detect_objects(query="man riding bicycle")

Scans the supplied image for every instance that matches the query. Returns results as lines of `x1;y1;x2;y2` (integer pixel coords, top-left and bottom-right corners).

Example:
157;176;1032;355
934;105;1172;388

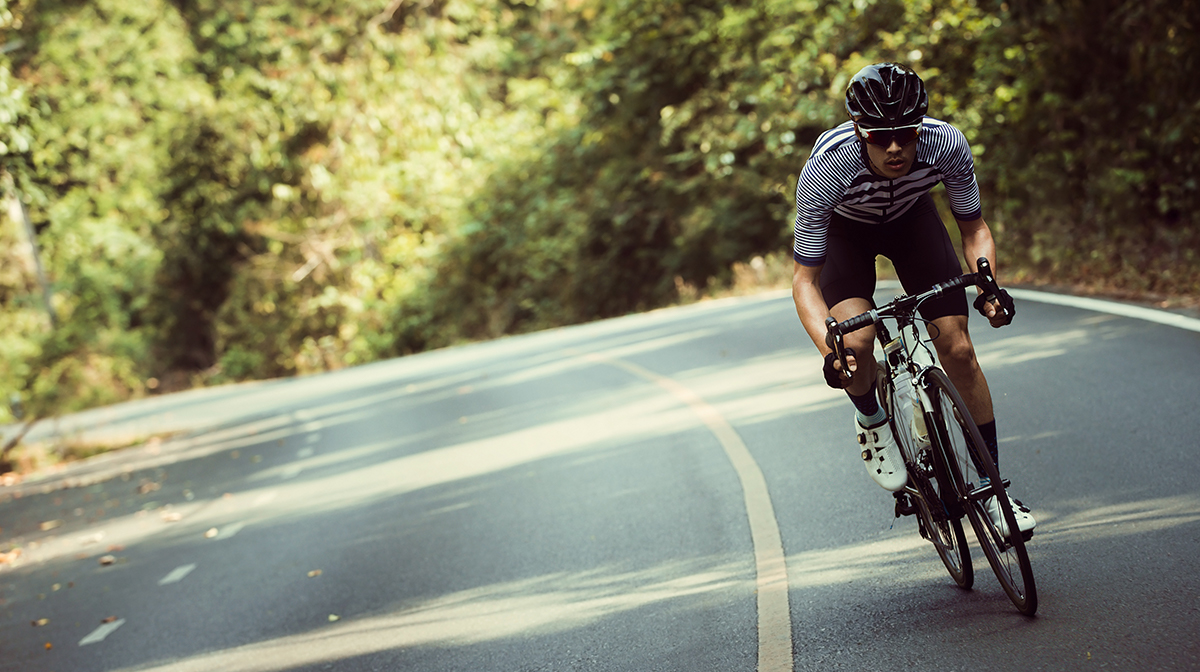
790;62;1035;536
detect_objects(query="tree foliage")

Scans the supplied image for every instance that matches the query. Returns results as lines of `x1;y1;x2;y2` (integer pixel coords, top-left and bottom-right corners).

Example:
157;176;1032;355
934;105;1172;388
1;0;1197;425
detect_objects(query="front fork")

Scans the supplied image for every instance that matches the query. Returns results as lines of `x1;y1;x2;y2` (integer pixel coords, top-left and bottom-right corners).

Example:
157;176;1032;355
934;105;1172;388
901;378;933;469
894;371;964;523
888;366;935;518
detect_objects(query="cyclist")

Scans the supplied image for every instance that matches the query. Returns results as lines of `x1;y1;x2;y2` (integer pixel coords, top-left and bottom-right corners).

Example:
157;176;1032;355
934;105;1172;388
790;62;1034;536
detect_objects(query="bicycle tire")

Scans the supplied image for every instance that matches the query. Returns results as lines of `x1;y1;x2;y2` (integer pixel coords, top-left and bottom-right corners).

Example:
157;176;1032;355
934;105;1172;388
925;367;1038;615
878;363;973;589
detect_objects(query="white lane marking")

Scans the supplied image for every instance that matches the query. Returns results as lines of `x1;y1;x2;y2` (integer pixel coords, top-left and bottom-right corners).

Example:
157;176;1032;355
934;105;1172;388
875;281;1200;334
1009;288;1200;333
79;619;125;646
281;465;303;480
158;563;197;585
253;491;278;507
217;522;246;540
584;353;793;672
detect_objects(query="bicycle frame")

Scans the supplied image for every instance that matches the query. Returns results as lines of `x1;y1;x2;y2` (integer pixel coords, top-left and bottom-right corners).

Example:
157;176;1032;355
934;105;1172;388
877;311;965;539
877;310;929;452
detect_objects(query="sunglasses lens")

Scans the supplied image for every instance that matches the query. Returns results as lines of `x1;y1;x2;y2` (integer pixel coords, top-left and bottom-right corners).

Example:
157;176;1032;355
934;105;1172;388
891;127;920;146
862;126;920;147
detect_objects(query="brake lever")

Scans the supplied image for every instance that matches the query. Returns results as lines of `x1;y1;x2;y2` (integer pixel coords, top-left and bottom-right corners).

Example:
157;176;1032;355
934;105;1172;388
974;257;1014;324
824;316;852;383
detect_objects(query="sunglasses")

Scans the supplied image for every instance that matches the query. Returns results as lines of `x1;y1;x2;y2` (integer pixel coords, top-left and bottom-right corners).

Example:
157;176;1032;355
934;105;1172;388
856;123;922;148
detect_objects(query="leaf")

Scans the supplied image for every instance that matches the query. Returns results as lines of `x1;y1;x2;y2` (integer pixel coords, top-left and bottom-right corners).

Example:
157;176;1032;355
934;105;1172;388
307;569;322;577
98;554;116;566
204;528;219;538
31;618;49;627
328;614;340;622
101;615;118;623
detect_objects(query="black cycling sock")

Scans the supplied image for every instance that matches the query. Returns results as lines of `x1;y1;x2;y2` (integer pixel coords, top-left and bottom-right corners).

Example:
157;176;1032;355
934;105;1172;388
977;419;999;468
848;383;885;426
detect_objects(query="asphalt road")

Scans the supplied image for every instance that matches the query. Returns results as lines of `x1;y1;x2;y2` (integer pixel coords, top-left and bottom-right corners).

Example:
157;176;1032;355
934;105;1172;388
2;287;1199;671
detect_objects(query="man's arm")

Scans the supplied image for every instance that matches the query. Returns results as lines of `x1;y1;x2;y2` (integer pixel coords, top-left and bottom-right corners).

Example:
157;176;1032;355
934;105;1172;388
792;261;835;357
955;216;1009;328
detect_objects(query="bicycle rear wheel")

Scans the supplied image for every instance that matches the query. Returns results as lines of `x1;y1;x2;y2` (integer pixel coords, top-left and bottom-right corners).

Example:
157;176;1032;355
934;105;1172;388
879;363;972;589
925;367;1037;615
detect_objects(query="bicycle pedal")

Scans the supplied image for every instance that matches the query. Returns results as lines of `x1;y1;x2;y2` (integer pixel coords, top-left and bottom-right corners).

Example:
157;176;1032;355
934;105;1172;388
893;492;917;517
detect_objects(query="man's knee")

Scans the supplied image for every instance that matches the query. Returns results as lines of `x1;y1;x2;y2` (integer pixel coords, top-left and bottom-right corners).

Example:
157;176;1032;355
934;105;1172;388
940;338;977;369
932;319;977;368
845;331;876;357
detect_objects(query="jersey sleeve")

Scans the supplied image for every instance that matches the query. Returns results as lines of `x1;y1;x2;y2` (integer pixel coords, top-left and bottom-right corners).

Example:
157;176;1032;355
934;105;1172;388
792;153;844;267
938;125;983;222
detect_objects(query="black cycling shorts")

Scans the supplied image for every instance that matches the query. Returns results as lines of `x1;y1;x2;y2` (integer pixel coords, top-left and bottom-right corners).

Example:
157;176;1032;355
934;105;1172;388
819;193;968;322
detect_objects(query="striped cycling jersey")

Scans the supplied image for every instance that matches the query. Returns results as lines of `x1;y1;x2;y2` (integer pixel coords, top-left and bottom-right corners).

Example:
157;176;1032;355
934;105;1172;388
792;117;982;267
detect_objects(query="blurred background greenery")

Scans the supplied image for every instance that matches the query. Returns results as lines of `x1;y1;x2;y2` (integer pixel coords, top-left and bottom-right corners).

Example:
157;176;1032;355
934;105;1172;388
2;0;1197;429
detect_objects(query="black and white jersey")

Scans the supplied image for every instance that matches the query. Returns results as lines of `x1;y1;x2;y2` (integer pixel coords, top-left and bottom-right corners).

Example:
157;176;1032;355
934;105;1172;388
792;117;982;267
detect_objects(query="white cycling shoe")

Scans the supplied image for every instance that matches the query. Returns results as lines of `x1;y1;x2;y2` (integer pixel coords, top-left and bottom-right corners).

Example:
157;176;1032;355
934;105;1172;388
985;492;1037;538
855;416;907;492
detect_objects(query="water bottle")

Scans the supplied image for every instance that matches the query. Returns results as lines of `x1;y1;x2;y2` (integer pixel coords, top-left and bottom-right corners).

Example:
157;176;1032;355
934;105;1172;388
911;403;930;448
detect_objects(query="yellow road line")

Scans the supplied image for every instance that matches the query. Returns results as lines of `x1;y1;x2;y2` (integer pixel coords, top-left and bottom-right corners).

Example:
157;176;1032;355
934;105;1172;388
584;354;793;672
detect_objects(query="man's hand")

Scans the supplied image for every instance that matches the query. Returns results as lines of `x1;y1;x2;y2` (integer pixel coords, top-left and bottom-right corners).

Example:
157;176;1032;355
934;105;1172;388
973;289;1015;328
823;348;857;389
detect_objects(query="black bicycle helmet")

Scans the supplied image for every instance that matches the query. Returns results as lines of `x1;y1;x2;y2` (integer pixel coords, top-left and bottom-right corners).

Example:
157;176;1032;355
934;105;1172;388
845;63;928;127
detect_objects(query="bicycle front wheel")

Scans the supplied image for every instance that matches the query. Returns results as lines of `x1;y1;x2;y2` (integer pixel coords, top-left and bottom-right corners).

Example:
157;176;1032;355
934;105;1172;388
925;367;1038;616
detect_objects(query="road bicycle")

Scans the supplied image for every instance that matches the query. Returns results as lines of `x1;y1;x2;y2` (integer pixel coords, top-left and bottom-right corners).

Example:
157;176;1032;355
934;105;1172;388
825;258;1037;616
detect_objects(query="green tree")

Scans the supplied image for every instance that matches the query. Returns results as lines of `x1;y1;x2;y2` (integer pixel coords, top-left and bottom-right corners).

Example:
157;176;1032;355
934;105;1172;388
2;0;1196;433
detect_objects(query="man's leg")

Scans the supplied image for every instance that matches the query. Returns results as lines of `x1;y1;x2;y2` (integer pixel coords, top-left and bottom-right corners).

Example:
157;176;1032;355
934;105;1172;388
883;195;988;421
929;313;1036;534
928;314;993;425
829;299;907;491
